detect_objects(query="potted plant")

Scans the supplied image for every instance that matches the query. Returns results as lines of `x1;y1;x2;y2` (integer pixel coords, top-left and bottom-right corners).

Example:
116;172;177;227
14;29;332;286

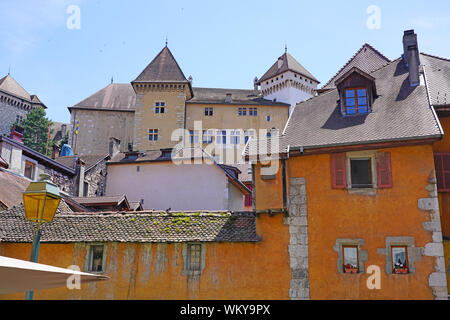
344;264;358;273
393;262;408;274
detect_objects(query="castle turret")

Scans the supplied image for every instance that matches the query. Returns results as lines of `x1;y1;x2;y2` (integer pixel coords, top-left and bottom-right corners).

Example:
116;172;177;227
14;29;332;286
256;50;319;115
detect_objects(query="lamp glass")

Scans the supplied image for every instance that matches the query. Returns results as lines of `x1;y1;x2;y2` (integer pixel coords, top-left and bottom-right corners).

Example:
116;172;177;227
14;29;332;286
23;181;61;223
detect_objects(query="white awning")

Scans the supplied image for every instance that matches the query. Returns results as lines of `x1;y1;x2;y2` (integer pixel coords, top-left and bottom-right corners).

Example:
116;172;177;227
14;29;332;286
0;255;108;294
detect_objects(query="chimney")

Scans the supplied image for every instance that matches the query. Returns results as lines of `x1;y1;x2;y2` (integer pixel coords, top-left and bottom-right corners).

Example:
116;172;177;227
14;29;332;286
402;29;420;86
75;157;86;197
254;76;259;91
61;124;67;137
51;144;60;159
188;75;193;85
225;93;232;103
109;137;121;158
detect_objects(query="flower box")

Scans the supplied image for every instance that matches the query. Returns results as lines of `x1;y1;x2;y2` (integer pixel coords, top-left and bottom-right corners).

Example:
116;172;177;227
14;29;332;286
394;267;408;274
344;267;358;273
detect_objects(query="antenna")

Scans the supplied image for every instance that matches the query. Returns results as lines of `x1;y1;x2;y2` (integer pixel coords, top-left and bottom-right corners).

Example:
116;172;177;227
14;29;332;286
111;76;113;84
165;36;168;47
285;44;287;53
8;64;11;75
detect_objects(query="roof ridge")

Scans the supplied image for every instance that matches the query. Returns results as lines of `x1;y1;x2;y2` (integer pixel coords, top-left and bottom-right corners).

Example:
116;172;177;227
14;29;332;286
321;43;390;89
421;52;450;62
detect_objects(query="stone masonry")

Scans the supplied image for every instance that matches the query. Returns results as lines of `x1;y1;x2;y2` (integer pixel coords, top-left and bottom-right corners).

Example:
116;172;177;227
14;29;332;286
283;177;309;300
419;173;448;300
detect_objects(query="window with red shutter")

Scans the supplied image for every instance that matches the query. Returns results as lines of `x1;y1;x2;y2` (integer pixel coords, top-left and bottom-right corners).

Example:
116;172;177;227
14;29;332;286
434;152;450;191
377;152;392;188
331;153;347;189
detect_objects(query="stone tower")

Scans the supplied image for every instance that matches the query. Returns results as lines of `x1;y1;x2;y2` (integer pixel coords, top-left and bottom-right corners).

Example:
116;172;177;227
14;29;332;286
131;46;193;151
257;50;319;115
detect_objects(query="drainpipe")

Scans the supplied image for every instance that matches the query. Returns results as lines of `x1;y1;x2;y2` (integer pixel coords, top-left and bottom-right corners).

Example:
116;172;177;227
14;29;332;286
282;158;288;212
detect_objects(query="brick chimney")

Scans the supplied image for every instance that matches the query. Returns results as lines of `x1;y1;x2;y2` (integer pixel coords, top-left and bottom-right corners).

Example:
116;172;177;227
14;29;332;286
402;29;420;87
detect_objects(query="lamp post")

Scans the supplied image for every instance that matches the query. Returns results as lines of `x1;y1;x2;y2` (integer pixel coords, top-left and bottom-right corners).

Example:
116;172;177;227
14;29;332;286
22;179;61;300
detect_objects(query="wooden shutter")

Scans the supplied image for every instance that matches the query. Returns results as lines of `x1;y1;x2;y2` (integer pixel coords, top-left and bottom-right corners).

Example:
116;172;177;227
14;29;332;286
377;152;392;188
331;153;347;189
434;153;450;191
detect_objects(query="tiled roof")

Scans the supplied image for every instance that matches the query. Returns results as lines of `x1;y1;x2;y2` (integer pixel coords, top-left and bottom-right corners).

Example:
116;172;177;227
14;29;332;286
133;46;189;83
0;170;30;208
0;74;45;107
0;206;261;243
421;53;450;106
258;52;319;84
281;58;441;150
69;83;136;111
321;44;391;91
188;87;289;106
55;154;109;171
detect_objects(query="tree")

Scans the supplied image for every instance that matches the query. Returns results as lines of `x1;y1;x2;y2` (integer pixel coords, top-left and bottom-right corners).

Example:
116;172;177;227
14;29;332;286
21;107;53;156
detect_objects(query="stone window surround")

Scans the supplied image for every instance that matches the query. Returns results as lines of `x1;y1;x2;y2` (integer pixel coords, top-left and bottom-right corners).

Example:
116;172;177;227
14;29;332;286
154;101;166;114
182;242;206;277
376;236;422;275
84;243;107;274
22;155;38;181
333;238;368;274
345;150;377;196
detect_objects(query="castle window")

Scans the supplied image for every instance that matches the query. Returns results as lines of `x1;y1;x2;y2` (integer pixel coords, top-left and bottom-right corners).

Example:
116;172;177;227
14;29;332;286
249;107;257;116
216;130;227;145
155;102;165;114
205;107;213;116
238;107;247;116
244;130;255;144
266;115;271;122
148;129;158;141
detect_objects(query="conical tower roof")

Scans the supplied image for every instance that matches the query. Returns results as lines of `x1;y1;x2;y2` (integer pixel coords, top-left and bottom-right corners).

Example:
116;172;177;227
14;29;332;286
0;74;31;100
133;46;189;83
258;52;319;84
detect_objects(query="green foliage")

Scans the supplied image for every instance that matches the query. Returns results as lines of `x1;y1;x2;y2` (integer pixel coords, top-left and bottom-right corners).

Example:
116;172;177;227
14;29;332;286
21;107;53;156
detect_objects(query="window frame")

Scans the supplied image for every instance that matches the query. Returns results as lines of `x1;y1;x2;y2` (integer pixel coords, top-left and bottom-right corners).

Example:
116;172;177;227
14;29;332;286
344;87;369;115
345;151;377;193
24;160;35;180
391;245;409;274
148;129;159;142
85;244;106;273
342;245;359;273
155;101;165;114
204;107;213;116
182;243;206;276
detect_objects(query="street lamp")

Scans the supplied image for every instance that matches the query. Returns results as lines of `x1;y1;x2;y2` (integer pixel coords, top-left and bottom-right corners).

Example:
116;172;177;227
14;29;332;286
22;179;61;300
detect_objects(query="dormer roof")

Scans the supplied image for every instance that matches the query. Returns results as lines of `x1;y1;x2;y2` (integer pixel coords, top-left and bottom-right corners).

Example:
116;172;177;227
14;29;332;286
334;66;377;97
320;43;390;91
257;52;319;84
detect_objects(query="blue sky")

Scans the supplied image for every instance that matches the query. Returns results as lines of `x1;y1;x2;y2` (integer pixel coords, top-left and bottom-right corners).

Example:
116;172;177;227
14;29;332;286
0;0;449;123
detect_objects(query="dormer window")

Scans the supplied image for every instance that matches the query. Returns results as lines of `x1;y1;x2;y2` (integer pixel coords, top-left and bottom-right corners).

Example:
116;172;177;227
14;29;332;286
335;67;377;117
344;88;368;115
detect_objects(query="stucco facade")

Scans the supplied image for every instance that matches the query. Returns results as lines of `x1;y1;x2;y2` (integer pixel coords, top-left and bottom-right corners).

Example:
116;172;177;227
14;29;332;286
106;161;245;211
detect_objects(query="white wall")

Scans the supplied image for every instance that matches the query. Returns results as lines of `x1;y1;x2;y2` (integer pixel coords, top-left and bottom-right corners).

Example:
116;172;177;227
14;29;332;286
228;181;244;211
106;162;241;211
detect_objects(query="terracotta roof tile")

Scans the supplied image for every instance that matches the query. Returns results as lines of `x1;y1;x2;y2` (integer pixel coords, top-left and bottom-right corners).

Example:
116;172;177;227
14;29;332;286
0;206;261;243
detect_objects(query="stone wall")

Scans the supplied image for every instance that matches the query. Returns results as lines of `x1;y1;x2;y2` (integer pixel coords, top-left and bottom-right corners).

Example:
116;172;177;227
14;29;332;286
419;173;448;299
0;98;28;136
84;159;107;197
284;177;309;299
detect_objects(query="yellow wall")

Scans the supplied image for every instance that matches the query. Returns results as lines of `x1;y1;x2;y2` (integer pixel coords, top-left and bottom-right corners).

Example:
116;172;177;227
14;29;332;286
255;144;439;299
133;84;189;150
186;103;288;135
0;214;291;300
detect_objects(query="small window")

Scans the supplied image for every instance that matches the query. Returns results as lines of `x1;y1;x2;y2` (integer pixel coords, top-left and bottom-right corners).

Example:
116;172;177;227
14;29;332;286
244;130;255;144
155;102;165;114
189;130;200;144
202;130;213;144
266;115;271;122
87;245;104;272
187;244;202;271
24;161;35;180
148;129;158;141
205;107;213;116
392;246;408;274
230;130;240;145
343;246;359;273
216;130;227;145
249;107;257;116
345;88;368;115
350;158;372;188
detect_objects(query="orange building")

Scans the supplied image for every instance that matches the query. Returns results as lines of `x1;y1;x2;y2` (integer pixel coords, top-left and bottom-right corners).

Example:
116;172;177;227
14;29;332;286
0;206;290;300
250;30;448;299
